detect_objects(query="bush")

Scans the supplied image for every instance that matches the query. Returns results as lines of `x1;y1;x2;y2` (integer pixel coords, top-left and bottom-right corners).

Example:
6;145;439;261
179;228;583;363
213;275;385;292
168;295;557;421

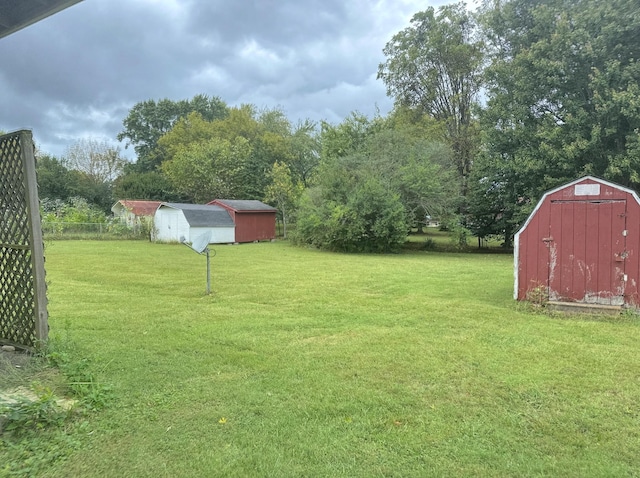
293;177;407;253
41;197;108;224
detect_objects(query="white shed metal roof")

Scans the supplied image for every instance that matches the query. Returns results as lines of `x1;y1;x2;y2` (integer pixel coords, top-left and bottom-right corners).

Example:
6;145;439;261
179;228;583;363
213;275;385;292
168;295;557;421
160;203;235;228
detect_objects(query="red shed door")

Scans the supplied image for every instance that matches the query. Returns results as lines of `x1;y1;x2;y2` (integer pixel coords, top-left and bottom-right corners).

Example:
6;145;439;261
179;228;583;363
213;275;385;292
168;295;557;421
547;199;627;305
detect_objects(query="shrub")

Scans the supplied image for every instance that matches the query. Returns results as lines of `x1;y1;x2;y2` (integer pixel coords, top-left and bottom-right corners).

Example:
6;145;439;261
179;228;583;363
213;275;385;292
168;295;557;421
294;177;407;253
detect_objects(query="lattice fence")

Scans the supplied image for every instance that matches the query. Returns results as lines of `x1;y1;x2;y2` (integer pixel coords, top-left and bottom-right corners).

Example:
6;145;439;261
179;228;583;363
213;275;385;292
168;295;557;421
0;130;48;348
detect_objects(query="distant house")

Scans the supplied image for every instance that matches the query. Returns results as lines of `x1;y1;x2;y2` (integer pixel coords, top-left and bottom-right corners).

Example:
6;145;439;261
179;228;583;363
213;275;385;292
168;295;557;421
111;200;161;228
154;203;235;244
207;199;277;243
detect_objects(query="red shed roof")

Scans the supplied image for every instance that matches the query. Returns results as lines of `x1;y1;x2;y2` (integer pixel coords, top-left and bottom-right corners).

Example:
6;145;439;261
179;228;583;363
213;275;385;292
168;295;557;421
116;200;162;216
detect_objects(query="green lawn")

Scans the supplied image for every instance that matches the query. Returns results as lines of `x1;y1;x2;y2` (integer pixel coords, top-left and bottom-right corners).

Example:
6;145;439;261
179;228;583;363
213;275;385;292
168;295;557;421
3;240;640;477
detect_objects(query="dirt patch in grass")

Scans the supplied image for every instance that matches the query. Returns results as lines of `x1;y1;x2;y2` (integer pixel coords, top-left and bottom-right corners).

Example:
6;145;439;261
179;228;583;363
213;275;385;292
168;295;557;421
0;347;65;395
0;348;34;376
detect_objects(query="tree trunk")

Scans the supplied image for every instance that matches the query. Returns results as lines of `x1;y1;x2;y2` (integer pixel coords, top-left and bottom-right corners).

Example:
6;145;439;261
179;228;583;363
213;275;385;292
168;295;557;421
282;204;287;239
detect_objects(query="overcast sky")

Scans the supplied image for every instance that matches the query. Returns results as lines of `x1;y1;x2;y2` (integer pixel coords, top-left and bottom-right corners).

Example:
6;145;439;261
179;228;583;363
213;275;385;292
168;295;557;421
1;0;463;161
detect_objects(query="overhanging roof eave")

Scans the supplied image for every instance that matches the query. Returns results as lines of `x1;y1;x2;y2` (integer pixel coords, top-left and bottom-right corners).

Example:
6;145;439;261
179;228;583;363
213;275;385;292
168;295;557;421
0;0;83;39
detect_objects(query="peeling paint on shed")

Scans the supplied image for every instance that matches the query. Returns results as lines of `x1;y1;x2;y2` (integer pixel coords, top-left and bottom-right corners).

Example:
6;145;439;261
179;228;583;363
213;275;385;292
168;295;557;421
514;176;640;307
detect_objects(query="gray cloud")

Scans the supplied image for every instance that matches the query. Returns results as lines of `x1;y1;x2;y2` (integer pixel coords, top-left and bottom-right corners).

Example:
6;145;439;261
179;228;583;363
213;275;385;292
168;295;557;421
0;0;451;160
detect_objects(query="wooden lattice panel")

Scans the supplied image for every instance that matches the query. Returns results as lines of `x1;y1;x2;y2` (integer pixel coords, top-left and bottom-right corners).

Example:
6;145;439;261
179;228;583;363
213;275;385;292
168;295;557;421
0;131;48;348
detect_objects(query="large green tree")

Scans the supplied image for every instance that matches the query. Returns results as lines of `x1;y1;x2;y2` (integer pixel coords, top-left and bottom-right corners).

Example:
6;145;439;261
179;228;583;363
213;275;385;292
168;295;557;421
294;114;456;252
320;112;384;163
264;161;303;239
289;120;321;188
162;136;252;203
36;154;75;200
378;2;484;196
112;171;181;202
37;150;116;212
472;0;640;245
157;106;319;202
117;94;229;171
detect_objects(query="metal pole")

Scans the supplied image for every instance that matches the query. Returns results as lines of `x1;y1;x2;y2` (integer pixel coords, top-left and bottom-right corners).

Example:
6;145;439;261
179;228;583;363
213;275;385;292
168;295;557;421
205;248;211;295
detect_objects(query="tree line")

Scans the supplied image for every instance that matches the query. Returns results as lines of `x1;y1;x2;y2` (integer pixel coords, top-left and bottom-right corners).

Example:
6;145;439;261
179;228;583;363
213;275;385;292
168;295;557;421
36;0;640;251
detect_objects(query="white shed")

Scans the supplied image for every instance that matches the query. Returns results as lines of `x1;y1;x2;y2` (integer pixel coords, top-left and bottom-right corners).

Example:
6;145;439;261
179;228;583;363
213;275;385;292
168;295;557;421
154;203;235;244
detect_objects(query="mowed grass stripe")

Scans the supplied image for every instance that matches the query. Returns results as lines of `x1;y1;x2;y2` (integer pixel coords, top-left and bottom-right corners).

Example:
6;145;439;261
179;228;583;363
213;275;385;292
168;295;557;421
37;240;640;477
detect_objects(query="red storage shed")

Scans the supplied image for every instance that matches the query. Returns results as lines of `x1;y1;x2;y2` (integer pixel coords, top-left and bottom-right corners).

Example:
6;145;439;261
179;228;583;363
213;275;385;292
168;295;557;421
514;176;640;308
207;199;277;243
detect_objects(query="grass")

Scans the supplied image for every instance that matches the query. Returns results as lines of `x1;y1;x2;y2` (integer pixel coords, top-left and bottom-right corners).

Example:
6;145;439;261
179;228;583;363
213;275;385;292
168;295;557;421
405;228;507;252
2;239;640;477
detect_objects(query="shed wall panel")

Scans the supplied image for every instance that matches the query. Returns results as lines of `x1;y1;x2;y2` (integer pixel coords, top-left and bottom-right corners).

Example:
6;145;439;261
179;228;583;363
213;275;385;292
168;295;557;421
517;200;551;300
154;209;190;242
208;201;276;243
625;197;640;305
190;226;235;244
548;200;625;304
234;213;276;243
